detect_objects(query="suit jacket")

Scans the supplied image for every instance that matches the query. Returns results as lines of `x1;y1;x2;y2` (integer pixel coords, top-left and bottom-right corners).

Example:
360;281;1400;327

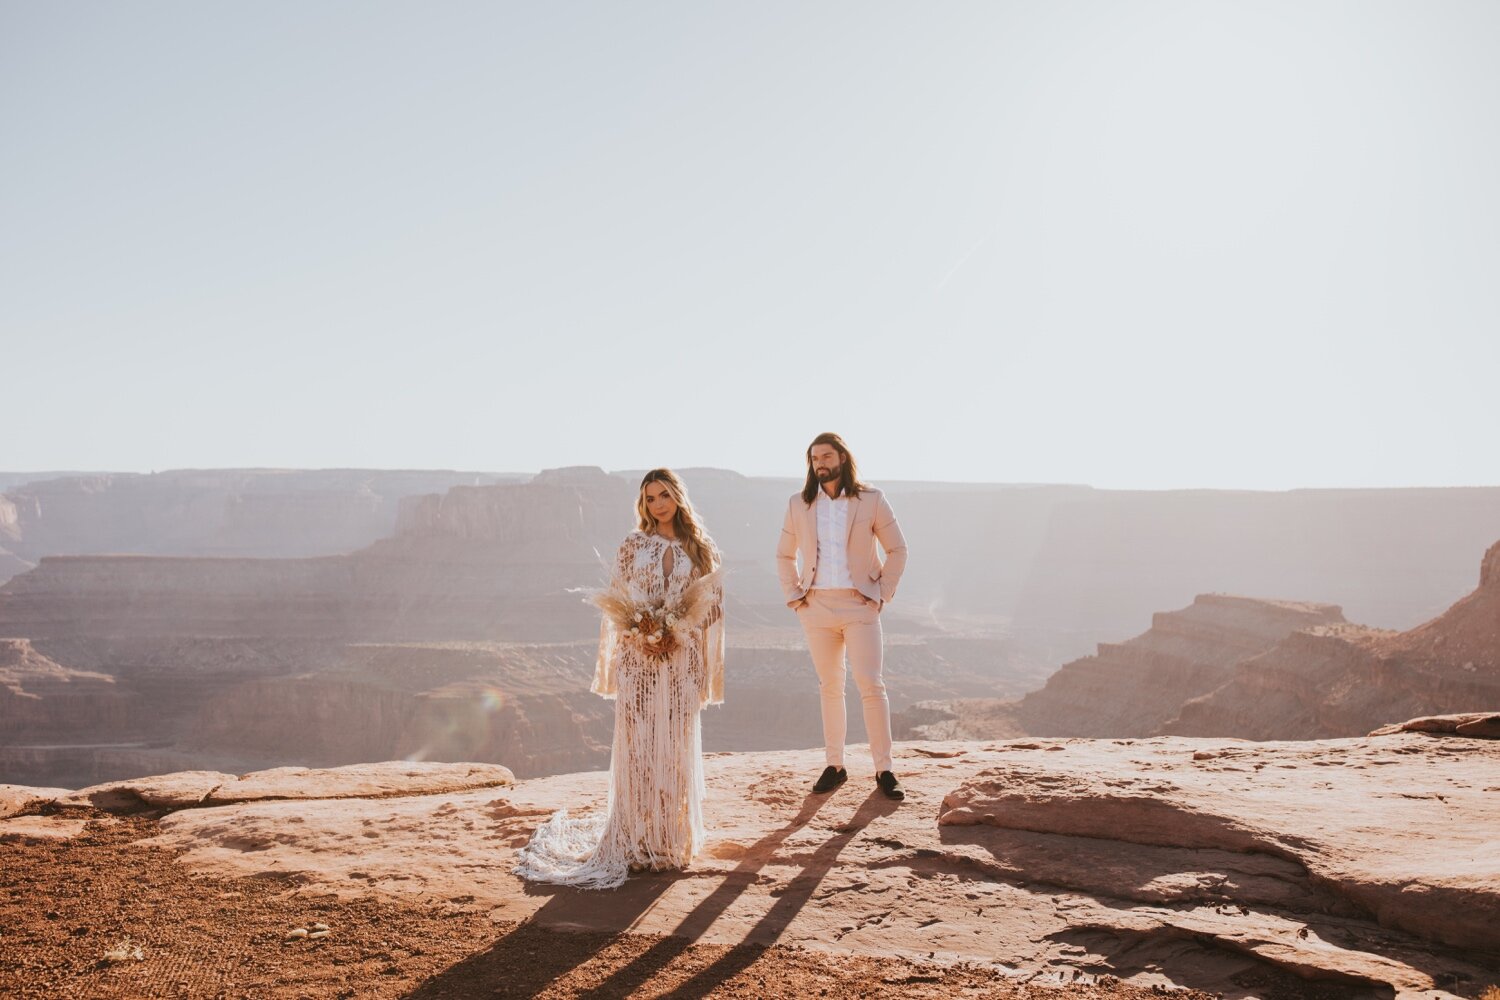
776;486;908;606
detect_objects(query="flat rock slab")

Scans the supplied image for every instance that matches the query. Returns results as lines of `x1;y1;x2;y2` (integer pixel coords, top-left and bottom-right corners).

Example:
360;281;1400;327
0;815;91;841
57;770;238;810
202;761;515;803
1370;712;1500;739
0;783;74;819
132;735;1499;1000
18;761;517;814
940;734;1500;956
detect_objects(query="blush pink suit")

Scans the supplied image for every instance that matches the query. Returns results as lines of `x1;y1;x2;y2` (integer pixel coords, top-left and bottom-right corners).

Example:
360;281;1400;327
776;486;909;774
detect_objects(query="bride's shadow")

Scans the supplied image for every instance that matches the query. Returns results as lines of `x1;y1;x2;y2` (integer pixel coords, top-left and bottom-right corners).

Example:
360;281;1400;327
404;788;897;999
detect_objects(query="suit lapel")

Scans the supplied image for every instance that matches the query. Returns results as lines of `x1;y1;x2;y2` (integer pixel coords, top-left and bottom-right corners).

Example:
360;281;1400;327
844;492;862;546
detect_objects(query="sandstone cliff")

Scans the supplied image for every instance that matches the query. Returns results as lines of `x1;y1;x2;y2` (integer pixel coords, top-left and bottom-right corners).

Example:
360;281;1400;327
0;470;1035;788
1164;541;1500;739
0;628;1028;788
0;638;136;740
6;469;1496;788
902;540;1500;744
0;469;521;576
8;467;1500;659
1010;486;1500;661
1015;595;1346;737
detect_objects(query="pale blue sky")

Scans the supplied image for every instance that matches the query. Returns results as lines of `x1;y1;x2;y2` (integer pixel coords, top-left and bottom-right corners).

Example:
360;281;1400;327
4;2;1497;488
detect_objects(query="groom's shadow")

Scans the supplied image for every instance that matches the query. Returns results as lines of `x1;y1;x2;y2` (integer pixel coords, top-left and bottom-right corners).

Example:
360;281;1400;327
404;787;895;999
597;788;898;1000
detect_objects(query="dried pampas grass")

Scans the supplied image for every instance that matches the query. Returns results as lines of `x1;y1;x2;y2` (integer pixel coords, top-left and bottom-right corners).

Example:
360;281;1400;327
589;569;722;635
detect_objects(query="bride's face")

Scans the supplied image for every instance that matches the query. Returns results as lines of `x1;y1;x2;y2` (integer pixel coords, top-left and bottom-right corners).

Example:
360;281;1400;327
642;483;679;526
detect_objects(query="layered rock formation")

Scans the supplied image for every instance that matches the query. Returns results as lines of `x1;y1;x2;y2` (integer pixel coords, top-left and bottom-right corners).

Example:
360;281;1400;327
1165;541;1500;739
0;629;1026;788
5;726;1495;998
0;468;698;643
1011;486;1500;662
1016;595;1347;737
0;638;135;740
0;469;522;580
0;472;111;492
902;540;1500;744
6;466;1497;789
0;467;1034;788
7;466;1500;658
179;642;613;780
897;594;1350;741
1372;711;1500;738
0;637;612;787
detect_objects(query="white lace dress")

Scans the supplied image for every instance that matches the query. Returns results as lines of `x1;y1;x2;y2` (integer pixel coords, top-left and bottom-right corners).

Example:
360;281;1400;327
514;530;725;889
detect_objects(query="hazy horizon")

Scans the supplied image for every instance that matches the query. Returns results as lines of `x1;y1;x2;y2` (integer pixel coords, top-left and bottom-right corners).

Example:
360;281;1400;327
5;2;1498;490
6;463;1500;495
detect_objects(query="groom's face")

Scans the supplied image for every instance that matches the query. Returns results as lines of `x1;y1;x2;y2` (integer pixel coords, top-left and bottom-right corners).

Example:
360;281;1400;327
809;444;842;483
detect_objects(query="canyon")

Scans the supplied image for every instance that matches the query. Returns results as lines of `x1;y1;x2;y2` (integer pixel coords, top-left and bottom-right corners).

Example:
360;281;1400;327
0;468;1033;786
2;467;1498;789
0;469;524;586
5;469;1499;655
901;541;1500;744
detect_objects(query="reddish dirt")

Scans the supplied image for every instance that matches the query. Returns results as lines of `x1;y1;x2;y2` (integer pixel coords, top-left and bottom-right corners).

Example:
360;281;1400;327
0;808;1226;999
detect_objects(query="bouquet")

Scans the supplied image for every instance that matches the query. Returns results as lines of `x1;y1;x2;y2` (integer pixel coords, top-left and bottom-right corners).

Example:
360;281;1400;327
590;569;722;663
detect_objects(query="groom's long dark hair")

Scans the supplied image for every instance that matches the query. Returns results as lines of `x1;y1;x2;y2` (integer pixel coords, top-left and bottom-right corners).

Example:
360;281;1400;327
801;432;869;504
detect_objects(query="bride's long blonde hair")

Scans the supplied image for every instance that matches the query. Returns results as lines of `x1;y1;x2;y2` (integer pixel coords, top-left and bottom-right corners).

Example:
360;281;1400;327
636;468;720;576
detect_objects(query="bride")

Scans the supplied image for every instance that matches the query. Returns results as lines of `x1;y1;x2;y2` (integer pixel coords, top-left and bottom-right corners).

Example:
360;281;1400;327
515;468;724;889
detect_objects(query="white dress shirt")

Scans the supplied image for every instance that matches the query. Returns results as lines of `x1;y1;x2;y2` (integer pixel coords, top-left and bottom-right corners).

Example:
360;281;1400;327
811;490;855;589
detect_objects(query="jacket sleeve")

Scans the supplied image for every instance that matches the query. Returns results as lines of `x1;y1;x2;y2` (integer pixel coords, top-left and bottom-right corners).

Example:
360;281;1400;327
873;493;908;603
775;500;806;605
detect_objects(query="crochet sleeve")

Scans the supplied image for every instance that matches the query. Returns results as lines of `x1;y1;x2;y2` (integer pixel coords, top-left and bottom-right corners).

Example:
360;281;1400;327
590;534;638;698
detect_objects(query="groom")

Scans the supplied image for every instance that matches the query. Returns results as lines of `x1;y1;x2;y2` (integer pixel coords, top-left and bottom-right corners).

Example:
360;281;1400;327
777;432;909;800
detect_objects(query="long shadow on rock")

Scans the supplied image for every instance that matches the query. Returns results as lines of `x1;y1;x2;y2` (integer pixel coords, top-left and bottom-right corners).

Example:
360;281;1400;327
920;825;1494;1000
638;790;899;1000
1042;922;1398;1000
404;789;894;999
930;824;1352;915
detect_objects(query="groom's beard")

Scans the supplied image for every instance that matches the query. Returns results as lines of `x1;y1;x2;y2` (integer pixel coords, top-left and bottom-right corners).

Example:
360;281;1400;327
815;466;841;483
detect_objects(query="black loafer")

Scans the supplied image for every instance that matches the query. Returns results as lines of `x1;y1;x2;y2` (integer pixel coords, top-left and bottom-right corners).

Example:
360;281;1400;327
876;770;904;801
812;765;848;793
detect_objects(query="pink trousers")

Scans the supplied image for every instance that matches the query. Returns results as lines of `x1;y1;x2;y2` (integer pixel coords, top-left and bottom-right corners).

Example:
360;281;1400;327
796;588;893;774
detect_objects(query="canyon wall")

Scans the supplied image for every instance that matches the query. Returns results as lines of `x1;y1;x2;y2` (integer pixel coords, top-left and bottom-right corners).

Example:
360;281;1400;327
0;469;524;584
6;467;1498;654
4;466;1498;787
0;630;1029;787
0;467;1034;786
1010;487;1500;661
1015;594;1348;737
902;540;1500;744
1164;540;1500;739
